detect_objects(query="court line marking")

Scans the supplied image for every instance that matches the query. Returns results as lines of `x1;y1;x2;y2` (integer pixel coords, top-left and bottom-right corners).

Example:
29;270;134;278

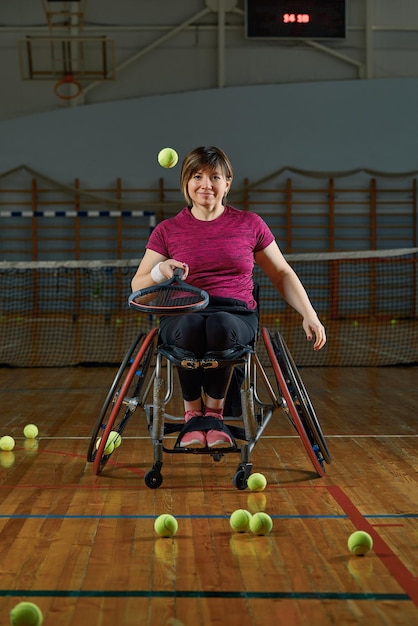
1;488;415;604
9;433;418;440
0;589;411;601
327;485;418;608
317;434;418;439
0;513;416;520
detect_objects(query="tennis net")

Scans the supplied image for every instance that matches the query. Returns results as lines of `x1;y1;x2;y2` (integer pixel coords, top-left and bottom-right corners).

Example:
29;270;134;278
0;248;417;367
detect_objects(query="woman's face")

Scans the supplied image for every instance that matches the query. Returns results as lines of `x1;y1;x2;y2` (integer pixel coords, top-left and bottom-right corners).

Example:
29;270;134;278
187;167;231;209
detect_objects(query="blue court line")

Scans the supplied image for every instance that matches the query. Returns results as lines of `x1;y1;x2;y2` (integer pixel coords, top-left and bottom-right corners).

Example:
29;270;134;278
0;514;416;520
0;589;410;601
1;210;155;218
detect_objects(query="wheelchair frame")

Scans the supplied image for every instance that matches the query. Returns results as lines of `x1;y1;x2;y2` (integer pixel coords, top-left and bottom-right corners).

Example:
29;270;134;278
87;326;331;489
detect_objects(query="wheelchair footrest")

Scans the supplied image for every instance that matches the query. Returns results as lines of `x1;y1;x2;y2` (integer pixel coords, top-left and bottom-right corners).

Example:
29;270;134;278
162;419;247;444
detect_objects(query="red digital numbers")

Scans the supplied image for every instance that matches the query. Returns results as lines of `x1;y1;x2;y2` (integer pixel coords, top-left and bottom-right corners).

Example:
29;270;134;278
283;13;310;24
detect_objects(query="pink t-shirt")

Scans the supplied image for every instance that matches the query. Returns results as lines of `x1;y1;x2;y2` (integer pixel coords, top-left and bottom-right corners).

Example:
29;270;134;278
146;205;274;309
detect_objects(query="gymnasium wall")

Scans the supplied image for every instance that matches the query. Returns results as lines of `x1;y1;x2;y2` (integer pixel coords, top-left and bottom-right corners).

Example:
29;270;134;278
1;77;418;190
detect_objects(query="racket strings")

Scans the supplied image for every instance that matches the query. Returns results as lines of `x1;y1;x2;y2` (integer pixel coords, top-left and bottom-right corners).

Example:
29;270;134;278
134;285;205;310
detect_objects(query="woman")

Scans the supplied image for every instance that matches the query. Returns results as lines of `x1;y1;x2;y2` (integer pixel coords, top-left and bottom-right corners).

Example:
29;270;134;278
131;146;326;449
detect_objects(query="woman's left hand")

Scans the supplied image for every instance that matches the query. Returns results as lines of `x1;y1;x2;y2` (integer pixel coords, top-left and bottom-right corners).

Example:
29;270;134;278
303;318;327;351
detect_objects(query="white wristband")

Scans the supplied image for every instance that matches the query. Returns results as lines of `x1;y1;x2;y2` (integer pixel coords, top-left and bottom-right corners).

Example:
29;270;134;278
150;262;165;283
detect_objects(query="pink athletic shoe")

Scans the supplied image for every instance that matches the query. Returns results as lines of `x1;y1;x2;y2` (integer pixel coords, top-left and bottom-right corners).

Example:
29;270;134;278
180;410;206;448
205;413;233;448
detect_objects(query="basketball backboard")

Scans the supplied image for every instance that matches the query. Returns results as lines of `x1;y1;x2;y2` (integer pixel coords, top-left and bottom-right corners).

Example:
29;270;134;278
18;36;115;81
18;35;116;99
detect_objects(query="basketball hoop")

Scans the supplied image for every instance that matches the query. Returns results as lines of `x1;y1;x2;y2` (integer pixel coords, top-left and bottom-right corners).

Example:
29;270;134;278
54;73;82;100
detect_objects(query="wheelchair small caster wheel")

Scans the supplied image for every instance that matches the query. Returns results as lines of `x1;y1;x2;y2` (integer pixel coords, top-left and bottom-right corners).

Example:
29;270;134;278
233;469;248;491
144;469;163;489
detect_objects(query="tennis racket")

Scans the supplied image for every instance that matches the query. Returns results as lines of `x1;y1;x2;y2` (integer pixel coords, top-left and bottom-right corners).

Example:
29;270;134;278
128;268;209;315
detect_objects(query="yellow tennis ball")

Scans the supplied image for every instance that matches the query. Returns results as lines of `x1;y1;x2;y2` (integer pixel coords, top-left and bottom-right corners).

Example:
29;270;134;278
108;431;122;448
157;147;179;168
154;514;178;538
249;512;273;536
229;509;252;533
0;436;15;451
348;530;373;556
95;437;115;455
23;424;39;439
10;601;43;625
247;472;267;492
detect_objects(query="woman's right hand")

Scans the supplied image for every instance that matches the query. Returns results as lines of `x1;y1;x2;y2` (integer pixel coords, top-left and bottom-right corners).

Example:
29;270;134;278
131;251;189;292
158;259;189;280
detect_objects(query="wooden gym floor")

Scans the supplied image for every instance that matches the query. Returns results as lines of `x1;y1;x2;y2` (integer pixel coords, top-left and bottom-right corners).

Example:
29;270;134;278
0;365;417;625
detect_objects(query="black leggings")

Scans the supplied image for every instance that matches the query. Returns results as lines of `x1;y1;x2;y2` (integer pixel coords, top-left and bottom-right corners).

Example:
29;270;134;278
159;311;257;401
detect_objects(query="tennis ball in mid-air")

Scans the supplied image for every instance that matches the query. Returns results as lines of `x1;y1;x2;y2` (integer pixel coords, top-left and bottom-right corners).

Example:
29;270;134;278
23;424;39;439
247;472;267;492
10;601;43;625
229;509;252;533
154;514;178;538
95;437;115;455
348;530;373;556
0;436;15;451
157;147;179;168
249;512;273;535
108;431;122;448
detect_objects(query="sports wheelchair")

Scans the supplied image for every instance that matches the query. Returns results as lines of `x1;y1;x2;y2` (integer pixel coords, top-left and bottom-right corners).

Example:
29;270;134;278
87;322;331;490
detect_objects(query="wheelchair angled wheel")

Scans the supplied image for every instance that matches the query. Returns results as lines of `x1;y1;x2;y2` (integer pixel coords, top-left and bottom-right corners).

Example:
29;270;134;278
87;327;158;474
274;330;331;463
261;327;330;477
